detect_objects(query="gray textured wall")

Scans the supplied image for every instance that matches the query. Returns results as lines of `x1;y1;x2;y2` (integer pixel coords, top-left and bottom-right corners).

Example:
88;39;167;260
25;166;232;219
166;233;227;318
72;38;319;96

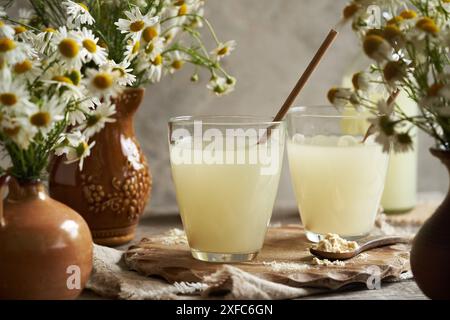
5;0;448;213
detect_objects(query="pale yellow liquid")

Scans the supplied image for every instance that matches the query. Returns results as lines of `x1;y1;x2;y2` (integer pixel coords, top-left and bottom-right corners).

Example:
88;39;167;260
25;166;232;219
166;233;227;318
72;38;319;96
287;136;388;237
170;142;283;254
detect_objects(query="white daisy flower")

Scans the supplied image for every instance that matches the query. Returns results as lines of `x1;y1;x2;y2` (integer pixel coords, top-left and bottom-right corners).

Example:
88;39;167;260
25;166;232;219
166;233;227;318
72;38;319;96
124;39;141;60
27;96;65;135
115;6;159;41
56;133;95;170
77;27;107;65
85;67;123;99
143;36;164;60
165;51;187;74
0;36;33;64
206;76;235;96
105;60;136;86
0;76;34;113
63;1;95;26
0;21;15;38
78;101;116;138
1;117;36;149
327;88;353;108
12;59;41;83
147;54;164;82
211;40;236;61
141;23;160;43
52;27;83;69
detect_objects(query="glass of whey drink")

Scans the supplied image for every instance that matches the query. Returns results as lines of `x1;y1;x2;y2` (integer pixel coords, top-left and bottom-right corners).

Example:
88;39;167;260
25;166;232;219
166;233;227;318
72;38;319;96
286;106;389;242
168;116;285;262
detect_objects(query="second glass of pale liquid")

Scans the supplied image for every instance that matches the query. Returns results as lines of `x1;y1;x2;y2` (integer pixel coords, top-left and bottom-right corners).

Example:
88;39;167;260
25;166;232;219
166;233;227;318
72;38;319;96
169;116;285;262
286;106;389;242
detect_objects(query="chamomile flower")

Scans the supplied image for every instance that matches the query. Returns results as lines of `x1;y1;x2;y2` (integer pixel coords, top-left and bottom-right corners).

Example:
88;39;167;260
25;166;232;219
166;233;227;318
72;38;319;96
27;97;65;135
148;54;164;82
0;37;32;64
85;67;122;99
0;21;15;38
143;36;164;60
211;40;236;61
78;101;116;138
78;27;107;65
206;76;235;96
63;1;95;26
115;7;159;41
1;117;36;149
125;39;141;60
12;59;41;82
56;132;95;170
367;114;395;152
105;60;136;86
165;51;187;74
52;27;83;69
327;87;353;108
0;77;34;113
142;23;161;43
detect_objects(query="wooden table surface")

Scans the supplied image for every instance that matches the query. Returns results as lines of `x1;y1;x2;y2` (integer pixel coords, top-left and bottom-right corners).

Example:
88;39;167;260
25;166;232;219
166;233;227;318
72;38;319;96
80;205;430;300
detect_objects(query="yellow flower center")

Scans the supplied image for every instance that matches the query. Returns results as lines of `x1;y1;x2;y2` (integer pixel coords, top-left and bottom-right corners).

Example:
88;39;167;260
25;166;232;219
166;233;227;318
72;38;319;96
0;38;17;52
132;41;140;54
67;70;81;85
14;25;27;34
217;46;228;56
343;3;360;19
172;60;184;70
93;73;113;89
113;67;125;77
417;18;439;34
59;38;80;58
14;60;33;74
77;2;89;11
351;72;362;90
383;25;403;46
3;126;20;137
52;75;74;85
327;88;339;104
44;27;56;33
82;39;97;53
399;9;417;19
30;112;51;127
76;141;89;157
387;16;403;25
145;42;154;54
0;93;18;106
143;26;158;42
363;35;388;59
130;20;145;32
178;4;188;16
153;54;162;66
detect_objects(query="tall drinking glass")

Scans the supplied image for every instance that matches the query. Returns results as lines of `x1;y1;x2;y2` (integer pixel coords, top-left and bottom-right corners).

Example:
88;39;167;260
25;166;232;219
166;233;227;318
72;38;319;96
286;106;389;242
168;116;285;262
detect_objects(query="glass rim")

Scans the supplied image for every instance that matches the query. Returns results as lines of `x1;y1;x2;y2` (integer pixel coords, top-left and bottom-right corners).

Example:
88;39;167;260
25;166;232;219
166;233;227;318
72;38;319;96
168;115;284;126
288;105;368;120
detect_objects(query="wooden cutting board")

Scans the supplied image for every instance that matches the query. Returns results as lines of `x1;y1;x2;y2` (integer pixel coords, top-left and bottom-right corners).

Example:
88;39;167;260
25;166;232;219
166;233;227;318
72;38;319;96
124;225;411;290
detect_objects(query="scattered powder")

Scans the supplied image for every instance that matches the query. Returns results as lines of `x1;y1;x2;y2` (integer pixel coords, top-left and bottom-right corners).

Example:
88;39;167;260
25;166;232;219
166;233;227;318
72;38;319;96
160;228;188;245
354;252;369;261
314;233;359;253
312;257;346;267
263;261;310;273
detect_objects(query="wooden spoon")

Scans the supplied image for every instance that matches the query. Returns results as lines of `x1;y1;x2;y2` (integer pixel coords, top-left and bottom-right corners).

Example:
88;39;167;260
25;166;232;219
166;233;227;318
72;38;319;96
309;235;411;260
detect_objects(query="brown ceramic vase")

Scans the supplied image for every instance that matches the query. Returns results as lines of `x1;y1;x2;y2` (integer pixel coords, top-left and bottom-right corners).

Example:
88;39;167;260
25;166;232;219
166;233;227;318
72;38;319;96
410;148;450;299
0;177;93;299
49;88;151;246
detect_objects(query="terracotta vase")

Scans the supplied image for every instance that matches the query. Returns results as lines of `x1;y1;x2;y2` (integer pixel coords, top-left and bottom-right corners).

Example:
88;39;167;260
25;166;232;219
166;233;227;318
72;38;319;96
0;176;93;299
49;88;151;246
410;148;450;299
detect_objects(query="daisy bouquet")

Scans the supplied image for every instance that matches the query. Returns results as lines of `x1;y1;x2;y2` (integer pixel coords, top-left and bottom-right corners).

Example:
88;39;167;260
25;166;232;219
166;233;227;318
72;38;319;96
27;0;236;95
0;8;121;181
328;0;450;152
